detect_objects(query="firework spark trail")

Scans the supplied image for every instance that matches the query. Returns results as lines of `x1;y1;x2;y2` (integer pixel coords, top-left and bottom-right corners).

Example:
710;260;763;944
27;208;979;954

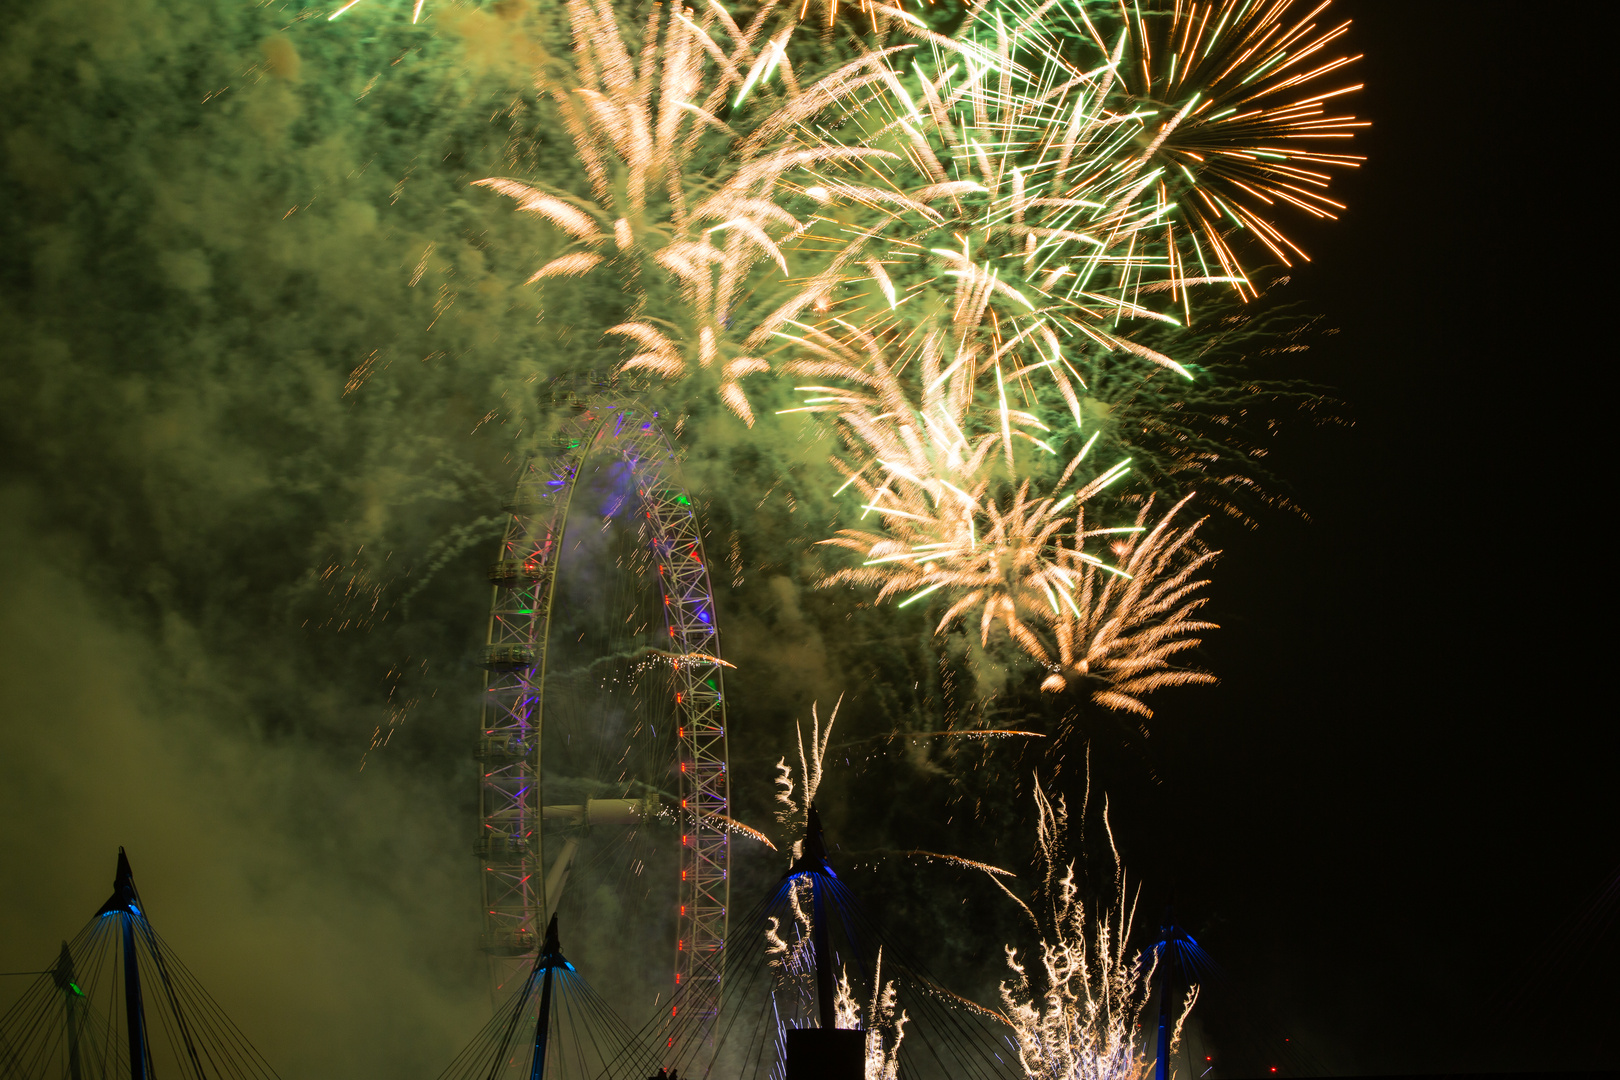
475;0;904;424
713;814;778;850
892;850;1017;877
999;780;1196;1080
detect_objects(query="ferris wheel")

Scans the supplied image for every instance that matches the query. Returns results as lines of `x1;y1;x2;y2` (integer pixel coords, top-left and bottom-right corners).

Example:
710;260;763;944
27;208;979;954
474;394;730;1033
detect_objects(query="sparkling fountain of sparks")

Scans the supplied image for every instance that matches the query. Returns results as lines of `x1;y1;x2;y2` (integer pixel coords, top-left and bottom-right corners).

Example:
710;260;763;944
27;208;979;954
766;700;911;1080
998;780;1197;1080
834;949;908;1080
767;699;840;1008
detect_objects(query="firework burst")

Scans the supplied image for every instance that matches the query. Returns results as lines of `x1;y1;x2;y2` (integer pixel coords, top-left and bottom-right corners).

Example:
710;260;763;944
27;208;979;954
476;0;902;423
773;15;1206;425
776;2;1355;535
776;0;1361;452
974;0;1367;300
1026;494;1218;714
783;325;1165;682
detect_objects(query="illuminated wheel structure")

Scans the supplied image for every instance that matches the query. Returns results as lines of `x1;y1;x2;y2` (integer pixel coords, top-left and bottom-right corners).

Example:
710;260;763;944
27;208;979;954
475;397;729;1035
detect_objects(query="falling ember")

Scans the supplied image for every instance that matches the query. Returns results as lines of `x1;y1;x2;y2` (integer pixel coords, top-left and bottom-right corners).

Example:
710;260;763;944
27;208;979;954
713;814;777;850
896;850;1017;878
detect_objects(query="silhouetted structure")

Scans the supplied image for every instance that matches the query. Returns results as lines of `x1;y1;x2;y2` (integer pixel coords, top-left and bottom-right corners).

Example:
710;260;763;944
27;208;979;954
1151;910;1200;1080
781;804;863;1080
437;915;661;1080
0;848;280;1079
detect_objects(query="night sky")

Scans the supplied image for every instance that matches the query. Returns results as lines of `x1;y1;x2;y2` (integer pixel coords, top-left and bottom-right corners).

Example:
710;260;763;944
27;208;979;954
0;1;1611;1077
1137;3;1615;1072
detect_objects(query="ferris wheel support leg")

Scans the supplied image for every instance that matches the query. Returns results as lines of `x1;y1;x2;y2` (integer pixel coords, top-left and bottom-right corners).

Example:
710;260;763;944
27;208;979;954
541;837;582;924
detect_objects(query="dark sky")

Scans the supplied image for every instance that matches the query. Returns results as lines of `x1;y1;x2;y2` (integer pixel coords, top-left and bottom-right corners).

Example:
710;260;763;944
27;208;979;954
1106;3;1616;1073
0;1;1611;1077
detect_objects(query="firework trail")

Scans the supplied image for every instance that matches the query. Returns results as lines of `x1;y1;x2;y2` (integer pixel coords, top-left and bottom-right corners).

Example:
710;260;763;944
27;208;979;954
999;780;1197;1080
476;0;902;424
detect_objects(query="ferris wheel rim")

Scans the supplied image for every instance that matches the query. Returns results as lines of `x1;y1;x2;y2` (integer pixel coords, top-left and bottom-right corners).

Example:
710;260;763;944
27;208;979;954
476;397;730;1031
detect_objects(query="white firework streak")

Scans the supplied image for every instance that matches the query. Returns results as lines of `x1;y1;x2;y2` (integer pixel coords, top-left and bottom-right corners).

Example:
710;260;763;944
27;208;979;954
998;780;1197;1080
834;948;908;1080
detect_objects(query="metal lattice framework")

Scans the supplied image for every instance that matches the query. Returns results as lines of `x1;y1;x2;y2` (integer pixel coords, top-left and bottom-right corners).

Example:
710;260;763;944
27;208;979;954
476;399;730;1028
